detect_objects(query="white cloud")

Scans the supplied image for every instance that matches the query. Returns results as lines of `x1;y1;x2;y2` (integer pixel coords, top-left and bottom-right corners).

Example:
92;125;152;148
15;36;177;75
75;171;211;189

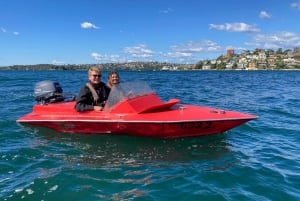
80;22;99;29
291;2;300;9
209;22;260;33
259;11;271;19
92;44;156;63
91;52;102;60
164;52;192;58
52;60;65;65
245;31;300;49
13;32;19;35
91;52;124;63
123;44;154;58
91;45;155;63
162;40;224;63
170;40;222;53
89;40;225;64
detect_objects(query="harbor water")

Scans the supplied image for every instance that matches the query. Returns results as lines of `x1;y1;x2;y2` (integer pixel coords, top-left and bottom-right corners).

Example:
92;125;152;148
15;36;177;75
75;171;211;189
0;70;299;201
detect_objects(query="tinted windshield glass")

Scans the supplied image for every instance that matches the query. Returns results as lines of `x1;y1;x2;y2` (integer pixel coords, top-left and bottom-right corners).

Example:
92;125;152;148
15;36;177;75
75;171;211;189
104;81;154;110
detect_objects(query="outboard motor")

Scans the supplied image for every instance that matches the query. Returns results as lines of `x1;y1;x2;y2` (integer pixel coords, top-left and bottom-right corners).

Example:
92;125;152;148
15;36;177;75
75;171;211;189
34;80;64;104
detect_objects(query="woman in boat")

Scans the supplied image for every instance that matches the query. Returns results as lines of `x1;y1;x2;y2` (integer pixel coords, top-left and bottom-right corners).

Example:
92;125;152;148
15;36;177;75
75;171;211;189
105;71;125;108
107;71;120;89
75;66;110;112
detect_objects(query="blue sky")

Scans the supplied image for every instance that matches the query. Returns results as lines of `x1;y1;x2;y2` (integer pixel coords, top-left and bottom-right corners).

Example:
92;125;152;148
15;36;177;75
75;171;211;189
1;0;300;66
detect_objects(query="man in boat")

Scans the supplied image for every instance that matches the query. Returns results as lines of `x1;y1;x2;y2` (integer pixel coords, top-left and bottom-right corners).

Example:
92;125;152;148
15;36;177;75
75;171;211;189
75;66;110;112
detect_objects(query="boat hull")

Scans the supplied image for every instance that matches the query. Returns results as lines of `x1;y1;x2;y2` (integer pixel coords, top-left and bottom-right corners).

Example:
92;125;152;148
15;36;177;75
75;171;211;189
17;101;256;138
18;119;252;138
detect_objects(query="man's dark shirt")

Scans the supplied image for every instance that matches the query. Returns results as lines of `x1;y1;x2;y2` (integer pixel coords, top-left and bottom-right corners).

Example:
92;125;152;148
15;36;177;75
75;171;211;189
75;81;110;112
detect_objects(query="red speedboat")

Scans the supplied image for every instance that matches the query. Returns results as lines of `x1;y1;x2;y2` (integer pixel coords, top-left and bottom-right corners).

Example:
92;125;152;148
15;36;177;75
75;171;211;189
17;81;257;138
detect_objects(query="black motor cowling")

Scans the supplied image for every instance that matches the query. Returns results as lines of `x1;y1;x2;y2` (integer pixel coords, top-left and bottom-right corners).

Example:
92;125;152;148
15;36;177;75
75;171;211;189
34;80;64;104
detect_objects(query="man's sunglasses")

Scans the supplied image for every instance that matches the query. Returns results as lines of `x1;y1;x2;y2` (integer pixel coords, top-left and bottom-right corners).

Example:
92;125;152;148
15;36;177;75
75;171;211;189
91;74;101;78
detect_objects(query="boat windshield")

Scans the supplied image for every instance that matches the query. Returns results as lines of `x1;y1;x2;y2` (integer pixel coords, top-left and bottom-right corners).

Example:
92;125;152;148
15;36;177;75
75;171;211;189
104;81;154;110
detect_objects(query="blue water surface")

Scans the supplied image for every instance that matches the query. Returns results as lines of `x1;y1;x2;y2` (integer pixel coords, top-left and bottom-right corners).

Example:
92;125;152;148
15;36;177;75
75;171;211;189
0;70;299;201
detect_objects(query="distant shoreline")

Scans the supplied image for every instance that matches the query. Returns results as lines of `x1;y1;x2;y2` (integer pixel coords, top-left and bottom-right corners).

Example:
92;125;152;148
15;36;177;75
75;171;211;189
0;62;299;71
